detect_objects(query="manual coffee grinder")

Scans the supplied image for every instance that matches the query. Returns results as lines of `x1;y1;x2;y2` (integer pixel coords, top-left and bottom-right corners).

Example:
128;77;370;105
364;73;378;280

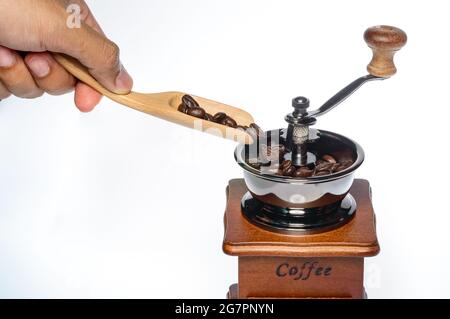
223;25;407;299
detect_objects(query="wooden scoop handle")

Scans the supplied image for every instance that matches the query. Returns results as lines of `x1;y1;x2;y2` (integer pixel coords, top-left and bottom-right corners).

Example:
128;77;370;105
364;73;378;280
364;25;407;78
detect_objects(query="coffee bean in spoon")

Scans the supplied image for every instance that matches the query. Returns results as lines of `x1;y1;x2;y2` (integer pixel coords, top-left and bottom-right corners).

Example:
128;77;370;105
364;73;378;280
221;116;238;128
187;107;206;119
213;112;227;123
204;113;214;121
178;95;266;141
178;103;189;114
182;94;199;108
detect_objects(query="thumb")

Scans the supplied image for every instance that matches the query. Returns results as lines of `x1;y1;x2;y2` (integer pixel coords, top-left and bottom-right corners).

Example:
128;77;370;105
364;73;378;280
57;20;133;94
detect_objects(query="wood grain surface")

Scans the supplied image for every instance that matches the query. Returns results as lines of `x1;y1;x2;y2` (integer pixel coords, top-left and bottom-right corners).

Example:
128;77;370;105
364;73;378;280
364;25;407;77
223;179;380;257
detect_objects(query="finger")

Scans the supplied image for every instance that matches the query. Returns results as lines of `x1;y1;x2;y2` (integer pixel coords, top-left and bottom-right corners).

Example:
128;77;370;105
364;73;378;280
74;82;102;112
58;1;104;111
0;46;43;98
0;80;11;100
24;52;76;95
69;26;133;94
60;1;106;111
50;4;133;95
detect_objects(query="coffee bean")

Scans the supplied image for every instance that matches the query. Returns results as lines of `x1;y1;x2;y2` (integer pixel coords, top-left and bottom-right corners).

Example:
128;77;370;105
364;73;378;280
243;134;355;178
222;116;237;128
178;103;189;113
178;95;264;138
280;160;292;171
322;154;337;164
294;167;314;178
340;160;353;167
187;107;206;119
335;160;353;172
204;113;214;121
213;112;227;123
316;162;334;172
331;163;341;172
334;165;345;172
245;140;355;178
219;117;228;125
316;159;327;165
182;95;199;108
282;165;296;177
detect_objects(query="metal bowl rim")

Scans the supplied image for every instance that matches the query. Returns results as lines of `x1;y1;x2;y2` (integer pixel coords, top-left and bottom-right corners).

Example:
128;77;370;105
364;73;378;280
234;129;365;185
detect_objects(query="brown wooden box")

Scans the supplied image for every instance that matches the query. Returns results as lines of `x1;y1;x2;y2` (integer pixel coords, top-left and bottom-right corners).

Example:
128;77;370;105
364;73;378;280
223;179;379;299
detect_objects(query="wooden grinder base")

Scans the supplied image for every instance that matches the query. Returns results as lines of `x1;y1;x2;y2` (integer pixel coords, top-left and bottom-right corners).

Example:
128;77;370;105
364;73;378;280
223;179;379;299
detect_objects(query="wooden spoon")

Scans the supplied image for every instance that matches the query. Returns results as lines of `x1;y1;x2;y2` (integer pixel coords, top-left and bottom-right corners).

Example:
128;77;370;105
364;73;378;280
53;54;254;144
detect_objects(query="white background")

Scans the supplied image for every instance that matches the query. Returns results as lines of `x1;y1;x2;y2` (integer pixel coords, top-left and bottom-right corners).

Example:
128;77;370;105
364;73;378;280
0;0;449;298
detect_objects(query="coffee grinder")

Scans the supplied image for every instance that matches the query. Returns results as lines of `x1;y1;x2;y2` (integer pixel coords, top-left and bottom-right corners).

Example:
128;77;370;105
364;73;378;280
223;25;407;299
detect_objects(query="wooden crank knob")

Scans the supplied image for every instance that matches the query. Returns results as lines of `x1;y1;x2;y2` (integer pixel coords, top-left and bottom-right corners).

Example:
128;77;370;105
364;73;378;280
364;25;407;78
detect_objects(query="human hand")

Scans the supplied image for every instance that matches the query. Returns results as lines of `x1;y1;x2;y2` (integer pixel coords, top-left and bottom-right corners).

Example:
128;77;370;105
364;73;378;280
0;0;133;112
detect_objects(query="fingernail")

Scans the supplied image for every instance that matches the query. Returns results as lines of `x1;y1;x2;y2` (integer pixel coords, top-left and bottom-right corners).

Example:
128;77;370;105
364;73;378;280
114;64;133;94
0;47;16;68
27;57;50;78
